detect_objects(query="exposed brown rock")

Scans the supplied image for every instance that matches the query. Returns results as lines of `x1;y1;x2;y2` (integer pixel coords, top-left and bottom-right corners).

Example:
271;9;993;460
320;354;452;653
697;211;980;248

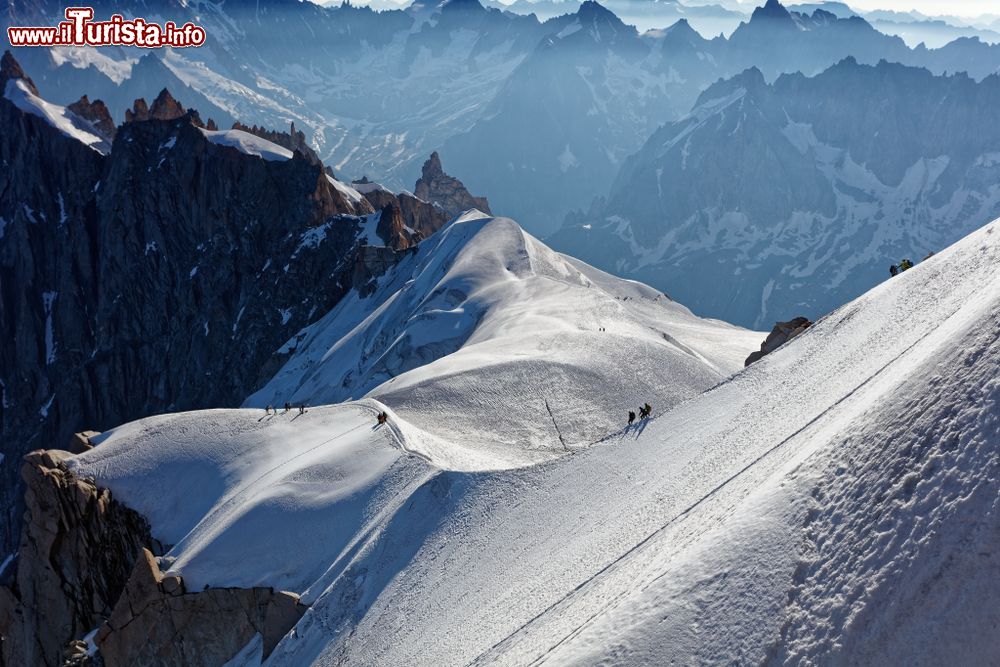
745;316;812;366
67;430;100;455
413;151;492;219
124;90;186;123
124;97;149;123
0;50;38;96
0;447;308;667
149;88;185;121
67;96;116;140
376;201;417;250
96;548;306;667
0;450;156;667
360;182;449;246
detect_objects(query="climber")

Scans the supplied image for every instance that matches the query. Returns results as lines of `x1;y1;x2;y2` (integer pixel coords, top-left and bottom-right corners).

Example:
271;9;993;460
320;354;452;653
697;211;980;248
283;402;291;413
889;264;899;277
642;403;652;419
298;404;306;415
265;405;272;415
628;411;636;426
376;411;388;425
900;258;914;271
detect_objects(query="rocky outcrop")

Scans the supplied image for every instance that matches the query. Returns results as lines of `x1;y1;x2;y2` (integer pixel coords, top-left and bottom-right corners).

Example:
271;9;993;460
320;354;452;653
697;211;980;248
414;151;491;219
1;51;38;95
123;89;185;123
0;449;156;667
233;120;322;165
0;53;450;558
123;96;149;123
96;548;305;666
745;317;812;366
0;445;307;667
359;180;450;242
354;244;417;298
67;96;116;141
148;88;185;121
376;202;419;251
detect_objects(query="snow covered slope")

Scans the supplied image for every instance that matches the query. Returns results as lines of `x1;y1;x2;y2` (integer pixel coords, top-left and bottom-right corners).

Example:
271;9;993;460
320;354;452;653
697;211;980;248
253;215;1000;666
199;128;294;162
3;79;109;154
67;402;437;594
248;211;759;469
68;213;1000;665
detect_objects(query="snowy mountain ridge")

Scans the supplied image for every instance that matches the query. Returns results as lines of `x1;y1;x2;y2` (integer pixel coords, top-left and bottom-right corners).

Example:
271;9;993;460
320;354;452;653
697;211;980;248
59;208;1000;666
247;210;759;469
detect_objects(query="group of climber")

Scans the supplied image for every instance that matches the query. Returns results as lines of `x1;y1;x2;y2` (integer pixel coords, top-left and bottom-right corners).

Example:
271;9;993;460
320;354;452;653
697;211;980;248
627;403;653;426
264;402;307;416
263;403;389;425
889;251;934;277
889;259;913;276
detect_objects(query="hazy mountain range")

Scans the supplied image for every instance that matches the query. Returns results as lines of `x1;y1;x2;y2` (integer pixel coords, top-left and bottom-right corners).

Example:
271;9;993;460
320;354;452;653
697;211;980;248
550;57;1000;327
3;0;1000;237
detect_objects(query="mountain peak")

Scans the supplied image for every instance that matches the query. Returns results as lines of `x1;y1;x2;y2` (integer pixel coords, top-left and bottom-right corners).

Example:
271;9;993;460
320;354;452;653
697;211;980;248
415;151;491;218
150;89;186;121
751;0;793;22
726;65;768;91
1;50;39;96
693;66;768;110
440;0;485;15
576;0;618;24
663;17;703;42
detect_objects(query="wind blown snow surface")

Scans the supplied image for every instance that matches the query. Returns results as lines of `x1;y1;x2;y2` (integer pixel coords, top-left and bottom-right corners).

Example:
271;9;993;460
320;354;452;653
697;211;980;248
4;79;110;154
198;128;294;161
68;215;1000;665
248;212;760;469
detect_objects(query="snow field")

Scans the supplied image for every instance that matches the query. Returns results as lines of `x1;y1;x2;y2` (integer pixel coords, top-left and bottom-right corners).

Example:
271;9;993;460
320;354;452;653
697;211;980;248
4;79;110;154
68;214;1000;665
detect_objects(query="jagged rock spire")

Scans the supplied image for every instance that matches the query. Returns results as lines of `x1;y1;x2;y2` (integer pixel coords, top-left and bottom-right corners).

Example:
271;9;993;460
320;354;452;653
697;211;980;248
67;95;117;140
414;151;492;219
124;89;186;123
1;50;39;96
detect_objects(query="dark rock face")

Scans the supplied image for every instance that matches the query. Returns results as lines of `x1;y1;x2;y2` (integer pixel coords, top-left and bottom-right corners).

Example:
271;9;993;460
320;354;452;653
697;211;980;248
0;449;156;667
745;317;812;366
0;54;448;558
414;151;491;219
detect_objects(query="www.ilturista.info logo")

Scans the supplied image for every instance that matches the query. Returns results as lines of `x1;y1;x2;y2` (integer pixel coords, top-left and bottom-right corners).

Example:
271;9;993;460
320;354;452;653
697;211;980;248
8;7;206;48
